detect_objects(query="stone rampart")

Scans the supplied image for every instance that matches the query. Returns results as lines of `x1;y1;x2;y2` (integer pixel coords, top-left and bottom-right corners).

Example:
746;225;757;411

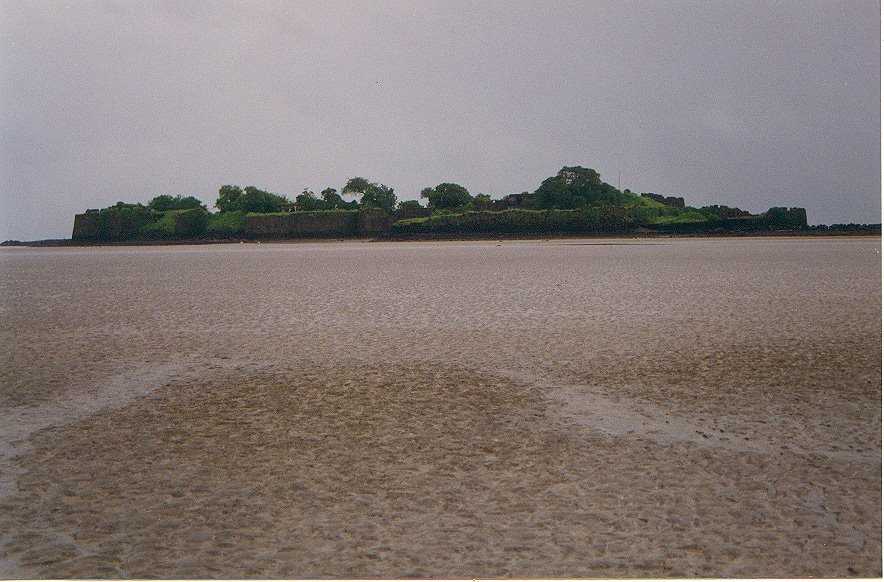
71;204;808;241
394;206;432;221
357;208;393;236
763;207;807;229
72;212;100;240
244;211;359;238
641;193;686;208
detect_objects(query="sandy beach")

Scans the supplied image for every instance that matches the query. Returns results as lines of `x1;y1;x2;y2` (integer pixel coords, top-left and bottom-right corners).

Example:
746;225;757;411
0;238;880;577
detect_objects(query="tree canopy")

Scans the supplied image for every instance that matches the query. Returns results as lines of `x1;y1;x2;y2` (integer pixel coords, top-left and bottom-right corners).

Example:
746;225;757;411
295;189;326;211
342;177;371;196
530;166;631;209
215;185;289;213
321;187;357;209
420;183;473;209
342;177;397;213
216;185;243;212
148;195;204;212
472;193;493;211
360;183;397;213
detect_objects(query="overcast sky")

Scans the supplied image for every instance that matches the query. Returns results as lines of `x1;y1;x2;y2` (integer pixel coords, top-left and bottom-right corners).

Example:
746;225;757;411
1;0;880;239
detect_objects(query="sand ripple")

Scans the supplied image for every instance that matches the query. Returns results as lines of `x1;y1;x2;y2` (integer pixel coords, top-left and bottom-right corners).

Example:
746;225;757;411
0;238;879;577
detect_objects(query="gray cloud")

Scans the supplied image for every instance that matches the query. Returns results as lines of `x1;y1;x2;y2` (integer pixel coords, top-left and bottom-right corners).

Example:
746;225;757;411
1;0;879;239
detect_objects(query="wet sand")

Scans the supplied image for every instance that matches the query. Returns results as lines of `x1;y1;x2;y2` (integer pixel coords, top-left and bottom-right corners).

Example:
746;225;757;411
0;238;880;577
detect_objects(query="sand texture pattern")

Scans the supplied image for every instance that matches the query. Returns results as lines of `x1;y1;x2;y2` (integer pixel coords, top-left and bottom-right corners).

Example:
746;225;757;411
0;238;880;577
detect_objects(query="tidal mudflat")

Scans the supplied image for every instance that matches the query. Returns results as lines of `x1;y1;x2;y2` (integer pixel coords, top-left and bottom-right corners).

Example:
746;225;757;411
0;237;880;577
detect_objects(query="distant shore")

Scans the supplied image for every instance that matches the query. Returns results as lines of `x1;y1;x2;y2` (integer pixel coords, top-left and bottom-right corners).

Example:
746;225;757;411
1;229;881;248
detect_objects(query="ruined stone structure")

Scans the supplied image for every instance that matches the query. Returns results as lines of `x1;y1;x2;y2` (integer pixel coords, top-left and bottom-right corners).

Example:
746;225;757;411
243;208;390;238
71;204;808;241
71;210;100;239
244;211;358;238
641;193;686;208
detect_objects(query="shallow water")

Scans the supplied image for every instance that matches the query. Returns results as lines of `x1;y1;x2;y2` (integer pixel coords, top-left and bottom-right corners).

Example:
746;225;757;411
0;237;880;577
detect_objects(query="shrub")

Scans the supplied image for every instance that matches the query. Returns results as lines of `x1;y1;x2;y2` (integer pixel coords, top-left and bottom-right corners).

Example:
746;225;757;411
649;210;714;225
134;208;209;239
206;211;247;237
138;219;173;239
96;203;154;240
138;213;175;239
173;207;209;237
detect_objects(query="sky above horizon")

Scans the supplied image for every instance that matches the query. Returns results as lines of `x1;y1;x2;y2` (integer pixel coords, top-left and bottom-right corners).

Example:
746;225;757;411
1;0;880;240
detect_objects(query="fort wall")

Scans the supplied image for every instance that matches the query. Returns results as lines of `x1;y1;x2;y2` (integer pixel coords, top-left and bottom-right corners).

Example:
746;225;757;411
244;211;359;238
72;205;809;241
72;212;100;240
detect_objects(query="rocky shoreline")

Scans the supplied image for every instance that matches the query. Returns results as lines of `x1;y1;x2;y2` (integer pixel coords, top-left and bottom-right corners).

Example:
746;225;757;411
2;229;880;247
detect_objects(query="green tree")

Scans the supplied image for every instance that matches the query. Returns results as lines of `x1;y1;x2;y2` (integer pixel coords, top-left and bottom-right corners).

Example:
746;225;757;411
215;185;287;213
216;185;244;212
532;166;631;209
148;195;204;212
421;183;472;209
173;207;210;237
342;177;371;197
361;183;397;213
296;189;327;211
321;187;341;205
239;186;289;213
342;177;397;213
472;193;493;211
320;187;356;209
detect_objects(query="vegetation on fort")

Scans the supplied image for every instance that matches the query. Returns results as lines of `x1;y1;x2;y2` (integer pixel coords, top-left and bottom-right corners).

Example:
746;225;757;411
393;208;632;235
531;166;634;209
147;195;204;212
216;186;289;214
206;211;247;237
343;178;397;213
72;166;811;240
421;183;473;210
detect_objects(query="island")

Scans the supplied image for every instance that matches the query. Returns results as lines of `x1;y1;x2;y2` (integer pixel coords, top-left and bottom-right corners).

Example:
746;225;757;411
41;166;880;244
